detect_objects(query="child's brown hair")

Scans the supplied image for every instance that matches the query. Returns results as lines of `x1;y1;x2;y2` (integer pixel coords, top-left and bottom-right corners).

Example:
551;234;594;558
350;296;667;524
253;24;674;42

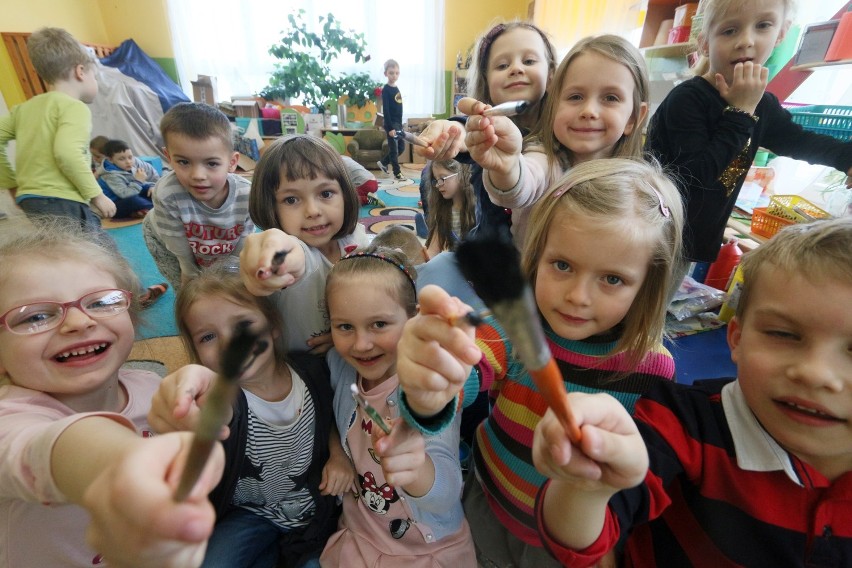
249;135;360;238
27;27;93;85
159;102;234;152
327;245;418;318
372;225;428;266
425;160;475;253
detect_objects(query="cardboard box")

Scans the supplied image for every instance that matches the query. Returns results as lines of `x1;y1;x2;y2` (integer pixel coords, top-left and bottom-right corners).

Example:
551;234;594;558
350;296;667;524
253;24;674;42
191;75;218;105
233;99;261;118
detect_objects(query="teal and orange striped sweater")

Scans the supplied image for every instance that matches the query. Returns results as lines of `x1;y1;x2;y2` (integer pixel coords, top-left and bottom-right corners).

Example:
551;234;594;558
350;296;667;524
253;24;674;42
402;315;675;548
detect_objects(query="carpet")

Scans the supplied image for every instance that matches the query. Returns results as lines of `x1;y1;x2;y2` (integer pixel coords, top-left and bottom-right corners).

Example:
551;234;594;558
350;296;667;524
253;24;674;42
359;164;424;235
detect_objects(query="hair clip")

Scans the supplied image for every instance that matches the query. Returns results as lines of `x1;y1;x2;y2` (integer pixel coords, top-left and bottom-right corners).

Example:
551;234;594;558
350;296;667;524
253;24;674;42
652;188;670;218
478;24;506;68
340;251;417;295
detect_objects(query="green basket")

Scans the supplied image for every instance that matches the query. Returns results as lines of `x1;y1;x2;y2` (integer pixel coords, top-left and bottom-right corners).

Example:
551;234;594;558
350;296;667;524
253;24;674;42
788;105;852;141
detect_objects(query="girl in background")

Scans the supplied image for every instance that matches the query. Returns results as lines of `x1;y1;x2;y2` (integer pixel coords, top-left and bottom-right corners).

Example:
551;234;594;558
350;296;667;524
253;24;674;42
424;159;475;257
464;34;650;247
239;134;369;355
395;158;683;568
0;220;222;568
320;245;475;567
646;0;852;291
148;264;351;568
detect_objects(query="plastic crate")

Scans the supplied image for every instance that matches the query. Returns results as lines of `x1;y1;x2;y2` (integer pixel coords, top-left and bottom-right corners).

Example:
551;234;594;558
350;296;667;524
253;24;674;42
750;207;794;239
788;105;852;141
767;194;831;223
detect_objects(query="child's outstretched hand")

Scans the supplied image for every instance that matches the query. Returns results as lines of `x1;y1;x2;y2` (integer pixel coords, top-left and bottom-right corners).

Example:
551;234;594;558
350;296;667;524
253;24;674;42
714;61;768;116
83;431;224;568
397;284;481;418
415;119;467;160
148;364;231;440
239;229;306;296
372;418;432;496
458;97;523;184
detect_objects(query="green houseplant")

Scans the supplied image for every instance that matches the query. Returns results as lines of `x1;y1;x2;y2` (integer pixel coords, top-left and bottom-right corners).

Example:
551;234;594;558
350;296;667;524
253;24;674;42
260;10;383;110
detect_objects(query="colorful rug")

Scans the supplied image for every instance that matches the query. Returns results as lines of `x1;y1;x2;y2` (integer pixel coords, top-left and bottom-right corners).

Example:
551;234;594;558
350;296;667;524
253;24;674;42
359;164;424;235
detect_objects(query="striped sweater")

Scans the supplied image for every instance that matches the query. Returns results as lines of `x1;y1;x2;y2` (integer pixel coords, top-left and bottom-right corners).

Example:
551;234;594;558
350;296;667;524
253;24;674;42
472;317;675;547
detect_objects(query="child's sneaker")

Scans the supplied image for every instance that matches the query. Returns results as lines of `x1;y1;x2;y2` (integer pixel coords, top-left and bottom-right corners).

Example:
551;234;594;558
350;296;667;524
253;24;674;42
394;173;407;182
376;161;389;175
139;282;169;309
366;192;386;207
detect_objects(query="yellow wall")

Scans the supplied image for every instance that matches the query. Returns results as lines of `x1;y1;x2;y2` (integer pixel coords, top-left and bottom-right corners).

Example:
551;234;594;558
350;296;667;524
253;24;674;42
0;0;173;108
444;0;530;70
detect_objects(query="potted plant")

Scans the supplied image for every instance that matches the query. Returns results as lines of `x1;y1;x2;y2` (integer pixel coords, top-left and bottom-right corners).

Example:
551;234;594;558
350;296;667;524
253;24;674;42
260;10;383;110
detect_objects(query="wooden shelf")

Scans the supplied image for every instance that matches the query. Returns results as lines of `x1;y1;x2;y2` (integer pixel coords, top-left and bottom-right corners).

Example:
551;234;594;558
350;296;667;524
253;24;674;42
640;42;697;58
790;58;852;71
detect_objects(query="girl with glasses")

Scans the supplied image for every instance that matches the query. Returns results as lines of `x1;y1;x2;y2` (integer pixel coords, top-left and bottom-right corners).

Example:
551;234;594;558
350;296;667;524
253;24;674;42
0;219;224;567
425;160;475;258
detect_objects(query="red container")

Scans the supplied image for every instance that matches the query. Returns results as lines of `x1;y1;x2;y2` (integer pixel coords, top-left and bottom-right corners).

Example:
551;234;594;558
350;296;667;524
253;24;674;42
705;239;743;291
667;25;691;45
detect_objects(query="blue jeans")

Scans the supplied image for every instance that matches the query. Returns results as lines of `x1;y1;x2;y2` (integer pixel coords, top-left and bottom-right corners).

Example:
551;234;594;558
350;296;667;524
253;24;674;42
18;196;103;234
201;508;281;568
380;133;405;175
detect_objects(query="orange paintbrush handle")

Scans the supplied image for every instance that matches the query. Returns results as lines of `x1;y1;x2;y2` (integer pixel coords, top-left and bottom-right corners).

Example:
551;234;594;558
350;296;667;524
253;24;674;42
530;358;582;444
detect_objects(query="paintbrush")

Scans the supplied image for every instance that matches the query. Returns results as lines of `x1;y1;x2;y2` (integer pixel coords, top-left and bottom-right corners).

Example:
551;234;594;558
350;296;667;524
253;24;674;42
456;229;582;443
398;131;428;147
351;383;392;435
174;322;268;501
482;100;530;117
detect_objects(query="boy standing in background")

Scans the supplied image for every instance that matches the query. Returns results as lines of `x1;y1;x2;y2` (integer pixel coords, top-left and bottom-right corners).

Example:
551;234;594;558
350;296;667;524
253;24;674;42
377;59;407;181
143;102;254;293
0;27;116;230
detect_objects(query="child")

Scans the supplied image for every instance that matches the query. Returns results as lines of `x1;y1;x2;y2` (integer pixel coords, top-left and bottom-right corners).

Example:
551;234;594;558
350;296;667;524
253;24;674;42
90;135;109;174
424;159;475;257
533;216;852;567
417;21;557;239
341;155;380;206
646;0;852;287
319;245;476;566
143;102;254;293
395;158;683;568
371;224;430;266
148;264;351;568
0;27;116;230
0;219;224;567
239;134;368;355
97;139;158;219
377;59;408;181
464;34;649;247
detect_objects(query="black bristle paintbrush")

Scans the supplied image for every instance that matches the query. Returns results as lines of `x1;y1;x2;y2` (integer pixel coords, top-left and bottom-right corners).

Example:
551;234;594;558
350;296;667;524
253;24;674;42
456;229;581;443
174;321;268;501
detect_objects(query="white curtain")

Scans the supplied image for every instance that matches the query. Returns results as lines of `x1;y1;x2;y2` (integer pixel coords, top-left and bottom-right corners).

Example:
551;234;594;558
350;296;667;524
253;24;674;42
166;0;445;116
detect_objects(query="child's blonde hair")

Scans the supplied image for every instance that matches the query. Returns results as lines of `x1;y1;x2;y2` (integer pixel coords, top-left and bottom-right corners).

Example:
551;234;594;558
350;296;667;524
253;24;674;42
372;225;427;266
425;160;475;253
467;20;557;106
0;217;142;325
523;158;683;369
384;59;399;72
327;245;418;318
250;135;360;238
27;27;93;85
693;0;796;76
175;262;289;368
159;102;234;152
736;217;852;320
534;35;649;171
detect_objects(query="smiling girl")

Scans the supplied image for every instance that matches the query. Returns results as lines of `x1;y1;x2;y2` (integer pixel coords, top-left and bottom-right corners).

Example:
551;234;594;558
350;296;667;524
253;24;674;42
239;135;368;354
424;159;475;257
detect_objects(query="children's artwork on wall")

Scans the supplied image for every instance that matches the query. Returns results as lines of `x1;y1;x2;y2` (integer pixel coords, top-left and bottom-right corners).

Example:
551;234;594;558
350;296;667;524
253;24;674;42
280;108;306;135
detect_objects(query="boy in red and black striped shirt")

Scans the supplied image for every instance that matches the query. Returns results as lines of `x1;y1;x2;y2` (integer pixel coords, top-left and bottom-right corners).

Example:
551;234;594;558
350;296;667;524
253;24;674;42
533;217;852;568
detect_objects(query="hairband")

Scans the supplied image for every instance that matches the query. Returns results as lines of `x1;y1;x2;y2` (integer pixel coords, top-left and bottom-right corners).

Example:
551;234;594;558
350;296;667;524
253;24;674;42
478;24;506;70
339;251;417;294
551;183;671;218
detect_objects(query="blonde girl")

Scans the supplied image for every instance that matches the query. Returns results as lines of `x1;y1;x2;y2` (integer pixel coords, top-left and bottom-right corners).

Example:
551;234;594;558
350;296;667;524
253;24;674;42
464;34;650;247
320;245;475;567
424;159;475;257
647;0;852;287
0;220;223;567
148;264;350;568
394;158;683;568
239;134;369;354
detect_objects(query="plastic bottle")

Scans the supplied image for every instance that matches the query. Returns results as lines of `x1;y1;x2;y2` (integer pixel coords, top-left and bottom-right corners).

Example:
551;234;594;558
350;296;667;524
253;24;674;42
718;265;745;323
705;238;743;291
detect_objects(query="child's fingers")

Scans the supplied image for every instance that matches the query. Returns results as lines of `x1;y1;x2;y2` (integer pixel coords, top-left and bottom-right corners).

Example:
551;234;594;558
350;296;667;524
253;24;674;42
456;97;487;116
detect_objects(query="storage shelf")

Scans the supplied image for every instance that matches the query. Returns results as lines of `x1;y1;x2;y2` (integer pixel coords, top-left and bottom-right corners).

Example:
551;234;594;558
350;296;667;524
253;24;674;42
640;42;697;58
790;58;852;71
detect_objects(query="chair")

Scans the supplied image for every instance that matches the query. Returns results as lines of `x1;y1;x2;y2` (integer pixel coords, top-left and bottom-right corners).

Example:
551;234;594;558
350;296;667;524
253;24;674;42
347;129;389;170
